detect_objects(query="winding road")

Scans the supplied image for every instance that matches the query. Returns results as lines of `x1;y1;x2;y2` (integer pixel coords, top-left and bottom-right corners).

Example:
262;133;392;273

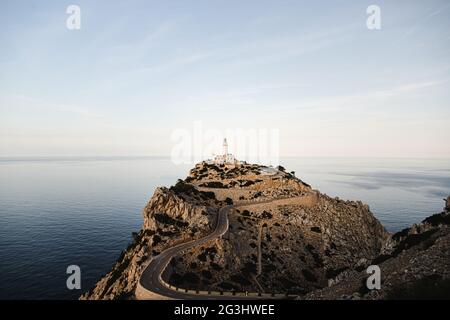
136;198;300;300
136;204;232;299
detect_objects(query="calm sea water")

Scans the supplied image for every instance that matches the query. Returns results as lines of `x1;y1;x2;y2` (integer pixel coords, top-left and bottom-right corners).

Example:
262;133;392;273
0;157;449;299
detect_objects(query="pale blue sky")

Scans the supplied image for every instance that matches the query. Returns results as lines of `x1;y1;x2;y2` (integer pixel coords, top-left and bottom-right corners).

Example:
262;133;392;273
1;0;449;157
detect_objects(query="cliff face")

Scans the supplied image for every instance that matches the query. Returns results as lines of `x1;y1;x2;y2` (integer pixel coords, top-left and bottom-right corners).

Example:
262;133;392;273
168;190;387;295
80;184;219;300
142;186;213;231
80;163;448;300
305;196;450;300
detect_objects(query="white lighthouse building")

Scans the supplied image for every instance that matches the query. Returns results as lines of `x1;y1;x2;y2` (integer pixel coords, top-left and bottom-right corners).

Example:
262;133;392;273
223;138;228;156
212;138;238;165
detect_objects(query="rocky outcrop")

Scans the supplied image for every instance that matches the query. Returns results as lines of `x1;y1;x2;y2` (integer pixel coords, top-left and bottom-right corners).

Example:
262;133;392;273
80;162;449;300
304;196;450;300
80;183;218;300
168;192;388;294
142;186;212;231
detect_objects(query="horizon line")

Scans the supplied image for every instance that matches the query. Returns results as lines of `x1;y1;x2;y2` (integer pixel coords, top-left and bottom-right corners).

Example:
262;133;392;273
1;155;449;161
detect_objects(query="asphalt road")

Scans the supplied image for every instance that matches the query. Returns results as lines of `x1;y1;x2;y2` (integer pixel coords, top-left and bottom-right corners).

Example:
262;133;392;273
138;205;233;299
137;198;296;300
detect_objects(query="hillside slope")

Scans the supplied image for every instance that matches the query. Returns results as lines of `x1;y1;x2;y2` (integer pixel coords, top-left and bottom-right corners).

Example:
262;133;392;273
81;162;448;300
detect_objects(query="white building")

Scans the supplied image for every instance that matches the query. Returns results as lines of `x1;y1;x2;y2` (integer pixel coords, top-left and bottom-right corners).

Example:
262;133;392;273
211;138;239;165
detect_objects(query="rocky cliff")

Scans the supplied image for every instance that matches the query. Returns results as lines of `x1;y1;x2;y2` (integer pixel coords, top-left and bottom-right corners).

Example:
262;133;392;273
80;182;221;300
305;196;450;300
80;162;449;300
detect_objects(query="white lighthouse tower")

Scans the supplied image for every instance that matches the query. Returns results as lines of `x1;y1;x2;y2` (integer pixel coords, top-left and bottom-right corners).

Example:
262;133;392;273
211;137;238;165
223;138;228;156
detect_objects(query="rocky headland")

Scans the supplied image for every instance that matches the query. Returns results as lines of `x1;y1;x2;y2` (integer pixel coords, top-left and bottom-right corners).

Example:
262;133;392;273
80;162;450;300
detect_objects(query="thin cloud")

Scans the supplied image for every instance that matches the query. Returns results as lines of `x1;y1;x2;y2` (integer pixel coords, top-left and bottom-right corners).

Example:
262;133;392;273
402;3;450;39
0;94;104;120
99;21;176;66
207;24;356;68
281;79;449;112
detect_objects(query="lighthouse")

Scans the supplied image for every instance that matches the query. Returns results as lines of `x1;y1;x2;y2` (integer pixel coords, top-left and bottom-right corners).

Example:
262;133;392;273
211;137;239;165
223;138;228;156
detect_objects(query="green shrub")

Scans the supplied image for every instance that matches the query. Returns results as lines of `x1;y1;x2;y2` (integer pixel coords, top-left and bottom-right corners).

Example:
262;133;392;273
261;211;272;219
170;179;197;194
302;269;317;282
154;213;188;228
230;274;252;286
201;270;212;279
182;272;200;284
200;191;216;200
199;181;227;188
386;276;450;300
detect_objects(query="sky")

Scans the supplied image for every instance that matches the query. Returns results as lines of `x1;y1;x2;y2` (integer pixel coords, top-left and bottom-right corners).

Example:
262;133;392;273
0;0;449;158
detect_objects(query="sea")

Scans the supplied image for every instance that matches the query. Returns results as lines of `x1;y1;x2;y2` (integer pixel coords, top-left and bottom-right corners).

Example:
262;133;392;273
0;156;449;299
